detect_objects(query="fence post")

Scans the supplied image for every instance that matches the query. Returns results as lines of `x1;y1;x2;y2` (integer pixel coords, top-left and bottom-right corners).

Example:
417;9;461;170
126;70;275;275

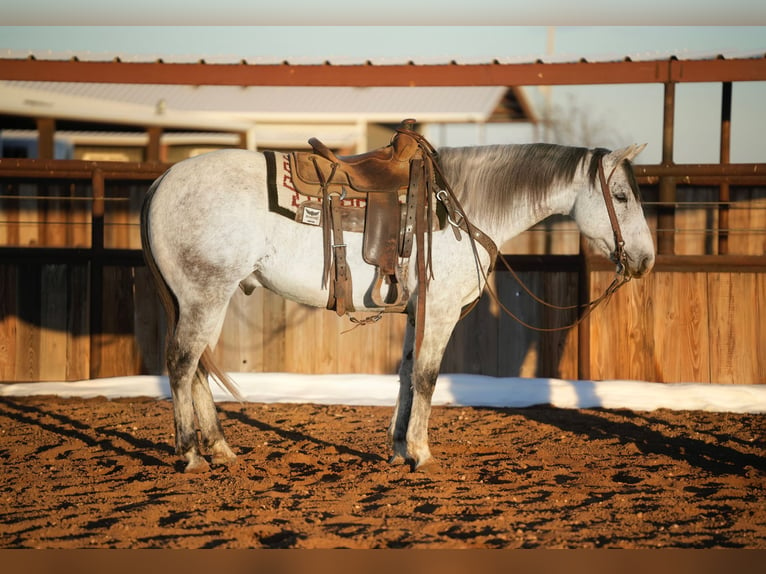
577;236;591;380
718;81;732;255
657;81;677;255
89;167;105;378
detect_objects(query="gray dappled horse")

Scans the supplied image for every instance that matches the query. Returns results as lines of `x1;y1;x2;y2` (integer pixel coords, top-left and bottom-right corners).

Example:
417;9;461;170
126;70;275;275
141;142;654;473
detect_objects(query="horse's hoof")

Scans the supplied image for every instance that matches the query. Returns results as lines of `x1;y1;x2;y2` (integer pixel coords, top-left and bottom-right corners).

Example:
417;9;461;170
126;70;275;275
183;458;210;473
211;452;237;466
388;453;406;465
210;443;237;466
413;457;440;474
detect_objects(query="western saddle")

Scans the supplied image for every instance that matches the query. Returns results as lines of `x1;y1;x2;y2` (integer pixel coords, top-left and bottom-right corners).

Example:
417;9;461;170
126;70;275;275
288;119;497;355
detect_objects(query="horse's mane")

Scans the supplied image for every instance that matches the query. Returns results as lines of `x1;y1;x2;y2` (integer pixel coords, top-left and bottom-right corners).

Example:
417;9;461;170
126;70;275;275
436;143;614;227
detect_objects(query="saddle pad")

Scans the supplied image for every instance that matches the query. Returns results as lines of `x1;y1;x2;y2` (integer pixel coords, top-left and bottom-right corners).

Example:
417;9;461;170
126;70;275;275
265;151;366;224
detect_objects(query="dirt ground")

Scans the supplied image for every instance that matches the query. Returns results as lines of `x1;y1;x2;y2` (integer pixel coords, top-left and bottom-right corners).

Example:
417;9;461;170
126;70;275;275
0;395;764;549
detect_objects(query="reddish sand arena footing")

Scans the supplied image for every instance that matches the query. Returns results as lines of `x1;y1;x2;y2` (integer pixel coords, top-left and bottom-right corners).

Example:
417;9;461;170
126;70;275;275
1;395;764;548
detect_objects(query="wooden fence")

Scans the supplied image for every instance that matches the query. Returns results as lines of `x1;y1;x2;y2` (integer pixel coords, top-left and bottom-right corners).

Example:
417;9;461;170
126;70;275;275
1;159;764;384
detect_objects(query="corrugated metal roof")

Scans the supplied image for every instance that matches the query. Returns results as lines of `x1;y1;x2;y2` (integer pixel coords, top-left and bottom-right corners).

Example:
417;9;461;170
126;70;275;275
1;81;510;121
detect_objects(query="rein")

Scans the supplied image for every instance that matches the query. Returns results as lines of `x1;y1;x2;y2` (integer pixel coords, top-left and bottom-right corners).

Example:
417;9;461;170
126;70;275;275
463;154;632;332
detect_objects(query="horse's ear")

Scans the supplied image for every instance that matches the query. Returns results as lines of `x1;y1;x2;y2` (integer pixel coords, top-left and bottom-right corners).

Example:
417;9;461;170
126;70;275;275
608;143;647;165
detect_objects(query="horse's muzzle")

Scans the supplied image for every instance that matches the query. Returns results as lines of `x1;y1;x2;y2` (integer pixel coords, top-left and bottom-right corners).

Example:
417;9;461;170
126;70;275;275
621;253;654;279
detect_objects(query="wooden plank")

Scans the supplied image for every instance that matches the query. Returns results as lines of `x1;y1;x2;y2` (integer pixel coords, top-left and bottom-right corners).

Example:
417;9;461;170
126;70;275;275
757;274;766;382
284;301;318;373
104;182;131;249
447;273;500;376
66;263;90;380
586;272;616;381
14;265;41;381
17;183;39;246
0;184;17;246
620;276;662;382
495;270;542;377
708;273;760;383
38;264;68;380
235;288;267;373
729;188;766;255
588;271;659;381
317;307;340;374
132;266;165;375
649;272;709;382
215;288;266;374
337;311;386;374
674;187;717;255
539;271;579;379
382;313;407;374
442;279;498;375
260;289;286;372
69;182;92;248
0;265;18;380
94;266;141;378
215;291;243;373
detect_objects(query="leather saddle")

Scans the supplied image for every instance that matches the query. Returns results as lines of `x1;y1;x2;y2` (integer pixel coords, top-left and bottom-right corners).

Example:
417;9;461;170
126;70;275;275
288;119;433;317
291;120;421;197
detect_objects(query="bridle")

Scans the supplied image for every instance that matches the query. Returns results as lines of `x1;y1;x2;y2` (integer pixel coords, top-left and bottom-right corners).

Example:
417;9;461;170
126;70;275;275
468;154;633;332
597;155;629;275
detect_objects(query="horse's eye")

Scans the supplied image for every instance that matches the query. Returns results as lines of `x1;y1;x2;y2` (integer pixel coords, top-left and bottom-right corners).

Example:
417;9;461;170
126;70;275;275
614;191;628;203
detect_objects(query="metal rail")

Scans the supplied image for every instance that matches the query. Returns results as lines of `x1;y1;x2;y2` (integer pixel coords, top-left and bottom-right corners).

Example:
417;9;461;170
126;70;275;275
2;56;766;86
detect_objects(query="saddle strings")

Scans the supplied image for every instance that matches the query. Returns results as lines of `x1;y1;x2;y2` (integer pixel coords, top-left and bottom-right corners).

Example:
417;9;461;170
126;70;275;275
478;263;630;333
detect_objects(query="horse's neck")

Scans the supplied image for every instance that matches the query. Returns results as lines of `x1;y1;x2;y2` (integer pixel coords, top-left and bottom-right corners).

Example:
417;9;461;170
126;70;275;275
471;175;585;248
438;144;595;247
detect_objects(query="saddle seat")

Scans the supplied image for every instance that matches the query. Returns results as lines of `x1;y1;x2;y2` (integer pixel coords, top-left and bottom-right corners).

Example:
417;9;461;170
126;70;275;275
291;119;422;198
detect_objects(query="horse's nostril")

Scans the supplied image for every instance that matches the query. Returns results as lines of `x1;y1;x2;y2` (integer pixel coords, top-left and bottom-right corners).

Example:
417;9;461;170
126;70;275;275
639;255;654;275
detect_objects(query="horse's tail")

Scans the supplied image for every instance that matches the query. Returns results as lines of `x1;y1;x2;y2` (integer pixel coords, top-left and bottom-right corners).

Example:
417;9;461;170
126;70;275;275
140;173;244;402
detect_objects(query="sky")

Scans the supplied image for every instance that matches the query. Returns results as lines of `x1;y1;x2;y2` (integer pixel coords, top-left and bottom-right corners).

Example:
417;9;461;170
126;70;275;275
2;1;766;26
2;23;766;162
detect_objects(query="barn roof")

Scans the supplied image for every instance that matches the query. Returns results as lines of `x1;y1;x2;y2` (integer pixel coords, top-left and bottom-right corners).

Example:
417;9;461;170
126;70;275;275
0;81;533;125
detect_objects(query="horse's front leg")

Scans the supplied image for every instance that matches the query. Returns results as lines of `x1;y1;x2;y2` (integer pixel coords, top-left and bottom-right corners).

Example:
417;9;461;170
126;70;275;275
390;302;459;470
388;312;416;464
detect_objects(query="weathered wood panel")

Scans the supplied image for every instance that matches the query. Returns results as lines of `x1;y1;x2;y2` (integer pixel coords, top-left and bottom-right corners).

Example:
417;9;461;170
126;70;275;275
0;265;19;380
104;183;144;250
0;263;90;381
590;271;711;382
442;270;579;378
133;266;166;375
707;272;765;383
675;187;718;255
1;173;764;384
213;287;267;374
588;269;764;383
729;188;766;255
1;257;764;384
93;266;143;378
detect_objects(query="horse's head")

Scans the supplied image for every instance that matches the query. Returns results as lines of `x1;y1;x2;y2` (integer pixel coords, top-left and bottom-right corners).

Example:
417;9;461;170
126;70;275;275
572;144;655;279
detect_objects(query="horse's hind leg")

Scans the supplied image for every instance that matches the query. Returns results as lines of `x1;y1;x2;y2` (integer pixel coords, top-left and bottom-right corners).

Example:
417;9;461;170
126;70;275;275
167;338;209;472
167;299;233;472
191;368;236;465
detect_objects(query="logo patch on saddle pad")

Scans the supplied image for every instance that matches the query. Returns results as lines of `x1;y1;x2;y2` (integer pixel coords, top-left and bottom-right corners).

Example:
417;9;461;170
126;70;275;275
264;151;366;226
